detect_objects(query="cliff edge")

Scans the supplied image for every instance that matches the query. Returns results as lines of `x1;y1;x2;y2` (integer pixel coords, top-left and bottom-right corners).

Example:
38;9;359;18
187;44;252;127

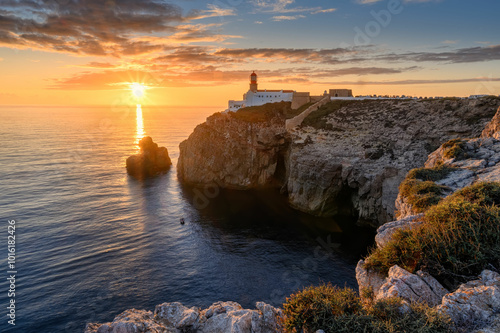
178;97;500;226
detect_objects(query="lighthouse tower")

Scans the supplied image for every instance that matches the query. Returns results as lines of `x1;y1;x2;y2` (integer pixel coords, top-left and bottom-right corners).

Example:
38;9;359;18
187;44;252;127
250;71;258;92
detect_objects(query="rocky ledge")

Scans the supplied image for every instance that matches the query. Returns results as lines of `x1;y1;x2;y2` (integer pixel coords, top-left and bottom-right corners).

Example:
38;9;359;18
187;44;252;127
178;98;500;226
127;137;172;179
85;301;283;333
356;108;500;332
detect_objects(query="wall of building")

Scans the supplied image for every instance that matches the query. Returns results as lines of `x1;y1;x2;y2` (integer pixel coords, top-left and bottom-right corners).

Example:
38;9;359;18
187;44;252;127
246;91;294;107
291;92;310;109
329;89;353;97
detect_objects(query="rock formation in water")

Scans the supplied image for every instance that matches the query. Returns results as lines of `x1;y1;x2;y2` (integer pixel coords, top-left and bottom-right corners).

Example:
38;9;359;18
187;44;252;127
178;98;500;225
85;301;283;333
126;136;172;178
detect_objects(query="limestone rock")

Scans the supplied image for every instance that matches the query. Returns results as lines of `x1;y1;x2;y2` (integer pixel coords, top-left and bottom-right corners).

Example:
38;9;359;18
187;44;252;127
178;105;289;189
481;106;500;139
154;302;202;331
356;260;386;298
201;302;253;333
251;302;283;333
285;99;500;224
376;265;448;307
127;137;172;179
374;214;424;248
438;270;500;327
84;309;168;333
86;301;283;333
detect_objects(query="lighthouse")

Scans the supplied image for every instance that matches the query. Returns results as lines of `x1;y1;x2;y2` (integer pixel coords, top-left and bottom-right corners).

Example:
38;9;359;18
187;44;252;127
226;71;295;112
250;71;258;92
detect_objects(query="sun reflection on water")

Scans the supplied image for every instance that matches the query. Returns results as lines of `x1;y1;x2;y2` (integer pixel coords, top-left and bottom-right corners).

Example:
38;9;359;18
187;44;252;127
135;104;145;147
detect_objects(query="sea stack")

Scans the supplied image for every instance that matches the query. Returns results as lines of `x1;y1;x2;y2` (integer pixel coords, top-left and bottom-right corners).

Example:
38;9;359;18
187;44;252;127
126;136;172;179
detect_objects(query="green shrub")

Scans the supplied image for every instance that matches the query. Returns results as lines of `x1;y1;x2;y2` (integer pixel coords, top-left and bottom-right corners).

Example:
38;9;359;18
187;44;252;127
399;179;447;213
407;165;458;182
365;182;500;288
398;165;458;214
442;139;468;160
282;284;362;332
450;182;500;206
282;285;453;333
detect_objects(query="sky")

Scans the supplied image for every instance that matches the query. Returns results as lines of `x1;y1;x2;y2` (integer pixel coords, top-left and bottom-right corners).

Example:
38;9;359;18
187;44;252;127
0;0;499;107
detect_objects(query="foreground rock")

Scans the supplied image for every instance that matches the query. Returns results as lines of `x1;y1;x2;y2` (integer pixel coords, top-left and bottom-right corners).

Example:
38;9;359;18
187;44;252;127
127;137;172;179
85;301;283;333
178;99;500;225
438;270;500;331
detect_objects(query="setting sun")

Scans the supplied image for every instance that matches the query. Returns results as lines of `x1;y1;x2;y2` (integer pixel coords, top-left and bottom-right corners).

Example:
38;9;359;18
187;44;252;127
131;83;146;99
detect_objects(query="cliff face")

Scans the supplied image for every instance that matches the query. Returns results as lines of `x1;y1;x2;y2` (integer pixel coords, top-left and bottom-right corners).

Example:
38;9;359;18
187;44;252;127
178;104;289;189
287;99;500;225
355;110;500;333
178;98;500;225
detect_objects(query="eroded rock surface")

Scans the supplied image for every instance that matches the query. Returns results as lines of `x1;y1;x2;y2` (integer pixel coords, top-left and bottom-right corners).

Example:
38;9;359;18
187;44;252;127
178;106;289;189
85;301;283;333
287;100;500;225
437;270;500;328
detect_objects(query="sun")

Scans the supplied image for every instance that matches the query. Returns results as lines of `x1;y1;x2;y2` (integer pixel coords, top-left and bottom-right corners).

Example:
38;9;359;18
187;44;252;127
131;83;146;99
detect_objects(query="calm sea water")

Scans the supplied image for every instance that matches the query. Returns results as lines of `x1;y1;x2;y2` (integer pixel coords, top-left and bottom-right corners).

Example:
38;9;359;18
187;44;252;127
0;105;374;332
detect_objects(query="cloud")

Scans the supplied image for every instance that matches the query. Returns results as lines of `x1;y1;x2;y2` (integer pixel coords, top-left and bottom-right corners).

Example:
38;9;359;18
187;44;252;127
255;21;264;24
253;0;335;15
189;4;238;20
357;0;442;4
380;45;500;63
272;15;306;21
0;0;236;57
312;8;337;14
323;77;500;86
442;40;458;45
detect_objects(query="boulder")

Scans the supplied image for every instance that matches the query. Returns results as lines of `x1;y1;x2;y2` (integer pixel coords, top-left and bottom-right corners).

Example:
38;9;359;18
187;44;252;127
126;137;172;179
438;270;500;326
376;265;448;307
356;260;386;298
84;309;166;333
154;302;202;331
374;214;424;249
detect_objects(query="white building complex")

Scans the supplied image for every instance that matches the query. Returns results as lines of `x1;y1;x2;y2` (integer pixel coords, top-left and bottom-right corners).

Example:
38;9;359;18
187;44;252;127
227;72;355;112
227;72;295;112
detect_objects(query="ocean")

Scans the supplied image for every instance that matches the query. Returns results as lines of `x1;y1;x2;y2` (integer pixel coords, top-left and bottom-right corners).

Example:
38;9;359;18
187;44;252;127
0;105;373;332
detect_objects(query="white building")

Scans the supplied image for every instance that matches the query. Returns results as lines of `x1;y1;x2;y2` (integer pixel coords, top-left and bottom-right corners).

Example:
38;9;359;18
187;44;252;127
227;72;294;112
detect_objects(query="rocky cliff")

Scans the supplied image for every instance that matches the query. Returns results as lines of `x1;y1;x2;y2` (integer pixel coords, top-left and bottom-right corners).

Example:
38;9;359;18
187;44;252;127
178;103;290;189
178;98;500;225
355;108;500;333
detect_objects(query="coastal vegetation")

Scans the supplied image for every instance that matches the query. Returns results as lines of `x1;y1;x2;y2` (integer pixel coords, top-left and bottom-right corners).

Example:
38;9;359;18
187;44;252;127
282;283;452;333
365;182;500;288
441;139;468;160
398;165;457;213
230;101;305;122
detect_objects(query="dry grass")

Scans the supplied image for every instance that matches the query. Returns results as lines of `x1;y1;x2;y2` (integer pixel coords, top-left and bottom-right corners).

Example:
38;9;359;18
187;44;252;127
364;182;500;289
